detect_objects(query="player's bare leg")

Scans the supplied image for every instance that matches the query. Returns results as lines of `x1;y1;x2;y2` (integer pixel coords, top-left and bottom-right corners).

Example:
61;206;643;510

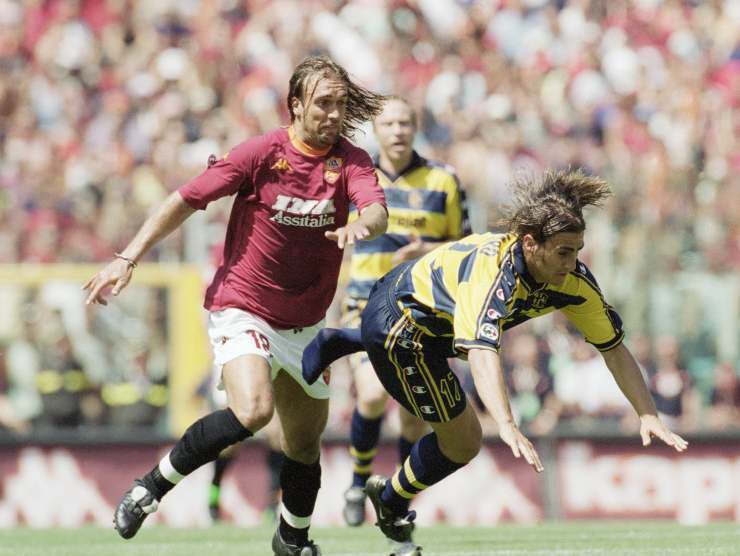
398;405;428;460
114;355;273;539
270;370;327;556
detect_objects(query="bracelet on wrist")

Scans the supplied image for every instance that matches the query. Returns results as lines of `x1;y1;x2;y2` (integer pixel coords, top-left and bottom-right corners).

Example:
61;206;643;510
114;252;137;269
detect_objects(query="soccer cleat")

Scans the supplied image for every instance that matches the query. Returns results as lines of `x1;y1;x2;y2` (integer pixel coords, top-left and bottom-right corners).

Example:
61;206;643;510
113;480;159;539
271;528;322;556
342;486;367;527
364;475;416;544
390;541;423;556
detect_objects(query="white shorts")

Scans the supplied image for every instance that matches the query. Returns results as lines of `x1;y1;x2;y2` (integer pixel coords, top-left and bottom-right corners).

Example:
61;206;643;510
208;307;330;400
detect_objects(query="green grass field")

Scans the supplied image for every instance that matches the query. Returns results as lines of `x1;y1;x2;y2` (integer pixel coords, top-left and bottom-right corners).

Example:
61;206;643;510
1;522;738;556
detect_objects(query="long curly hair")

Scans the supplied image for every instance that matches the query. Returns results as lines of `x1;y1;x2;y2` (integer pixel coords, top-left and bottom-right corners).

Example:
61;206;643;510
287;55;387;140
501;168;612;241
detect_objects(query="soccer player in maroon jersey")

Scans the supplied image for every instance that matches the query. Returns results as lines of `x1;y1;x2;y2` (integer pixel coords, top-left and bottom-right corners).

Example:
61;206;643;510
83;55;388;556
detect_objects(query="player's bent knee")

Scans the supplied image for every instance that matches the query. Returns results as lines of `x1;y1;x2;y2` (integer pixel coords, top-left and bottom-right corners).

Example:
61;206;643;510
283;436;321;463
229;399;274;432
441;434;481;464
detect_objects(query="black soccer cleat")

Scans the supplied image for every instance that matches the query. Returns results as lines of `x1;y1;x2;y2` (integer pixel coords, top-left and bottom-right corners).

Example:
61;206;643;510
364;475;417;544
342;486;367;527
271;528;322;556
389;541;424;556
113;480;159;539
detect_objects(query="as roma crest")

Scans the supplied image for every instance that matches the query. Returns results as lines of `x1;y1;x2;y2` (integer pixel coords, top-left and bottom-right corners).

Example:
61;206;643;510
324;170;340;184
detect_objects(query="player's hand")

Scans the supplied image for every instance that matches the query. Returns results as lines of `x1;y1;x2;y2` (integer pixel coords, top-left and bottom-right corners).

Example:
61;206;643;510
325;221;372;249
391;235;426;264
498;421;544;473
82;258;134;306
639;414;688;452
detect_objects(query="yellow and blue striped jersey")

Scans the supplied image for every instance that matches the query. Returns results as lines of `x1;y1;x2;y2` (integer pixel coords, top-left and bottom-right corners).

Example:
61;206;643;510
393;232;625;356
346;152;471;300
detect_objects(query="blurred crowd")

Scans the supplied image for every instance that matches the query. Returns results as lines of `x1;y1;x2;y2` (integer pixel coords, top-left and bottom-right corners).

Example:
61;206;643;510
0;0;738;436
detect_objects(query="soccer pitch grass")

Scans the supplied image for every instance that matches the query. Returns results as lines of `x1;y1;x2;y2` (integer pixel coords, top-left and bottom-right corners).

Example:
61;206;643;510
1;522;738;556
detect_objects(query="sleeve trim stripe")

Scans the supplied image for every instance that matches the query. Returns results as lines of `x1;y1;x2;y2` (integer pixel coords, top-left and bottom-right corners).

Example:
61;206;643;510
589;332;625;352
454;340;500;353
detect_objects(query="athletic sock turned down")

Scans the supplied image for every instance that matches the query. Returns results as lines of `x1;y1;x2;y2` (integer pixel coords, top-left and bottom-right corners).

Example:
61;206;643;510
380;432;465;516
349;409;383;488
141;408;252;501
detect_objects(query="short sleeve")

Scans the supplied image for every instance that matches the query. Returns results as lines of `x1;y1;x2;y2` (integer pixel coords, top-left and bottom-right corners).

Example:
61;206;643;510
560;263;625;352
345;148;386;212
178;135;267;210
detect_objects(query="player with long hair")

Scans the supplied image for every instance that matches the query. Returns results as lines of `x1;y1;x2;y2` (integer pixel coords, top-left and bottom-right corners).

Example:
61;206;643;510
302;169;688;556
85;55;388;556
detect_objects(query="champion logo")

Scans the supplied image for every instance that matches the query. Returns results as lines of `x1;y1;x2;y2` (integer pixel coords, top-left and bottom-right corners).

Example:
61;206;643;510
396;338;420;350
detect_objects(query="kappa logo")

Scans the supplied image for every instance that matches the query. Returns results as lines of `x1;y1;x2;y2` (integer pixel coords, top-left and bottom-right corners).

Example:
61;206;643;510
412;386;427;394
270;195;336;228
403;366;417;376
420;406;436;415
480;323;499;341
271;158;293;172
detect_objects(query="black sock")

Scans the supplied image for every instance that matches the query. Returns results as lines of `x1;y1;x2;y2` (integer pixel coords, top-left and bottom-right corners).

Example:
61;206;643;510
267;449;285;507
142;408;252;500
278;457;321;546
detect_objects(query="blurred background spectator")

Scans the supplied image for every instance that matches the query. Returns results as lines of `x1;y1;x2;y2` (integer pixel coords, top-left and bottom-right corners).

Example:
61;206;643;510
0;0;737;437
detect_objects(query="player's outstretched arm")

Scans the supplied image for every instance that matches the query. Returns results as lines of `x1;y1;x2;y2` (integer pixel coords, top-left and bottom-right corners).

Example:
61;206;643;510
468;348;544;473
325;202;387;249
601;343;689;452
83;192;196;305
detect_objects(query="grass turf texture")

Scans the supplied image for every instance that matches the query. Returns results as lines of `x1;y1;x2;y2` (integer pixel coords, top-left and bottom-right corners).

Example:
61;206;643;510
0;522;738;556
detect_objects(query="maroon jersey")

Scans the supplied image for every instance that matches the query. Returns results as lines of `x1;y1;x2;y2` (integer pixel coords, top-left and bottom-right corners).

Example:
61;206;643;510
178;127;385;329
